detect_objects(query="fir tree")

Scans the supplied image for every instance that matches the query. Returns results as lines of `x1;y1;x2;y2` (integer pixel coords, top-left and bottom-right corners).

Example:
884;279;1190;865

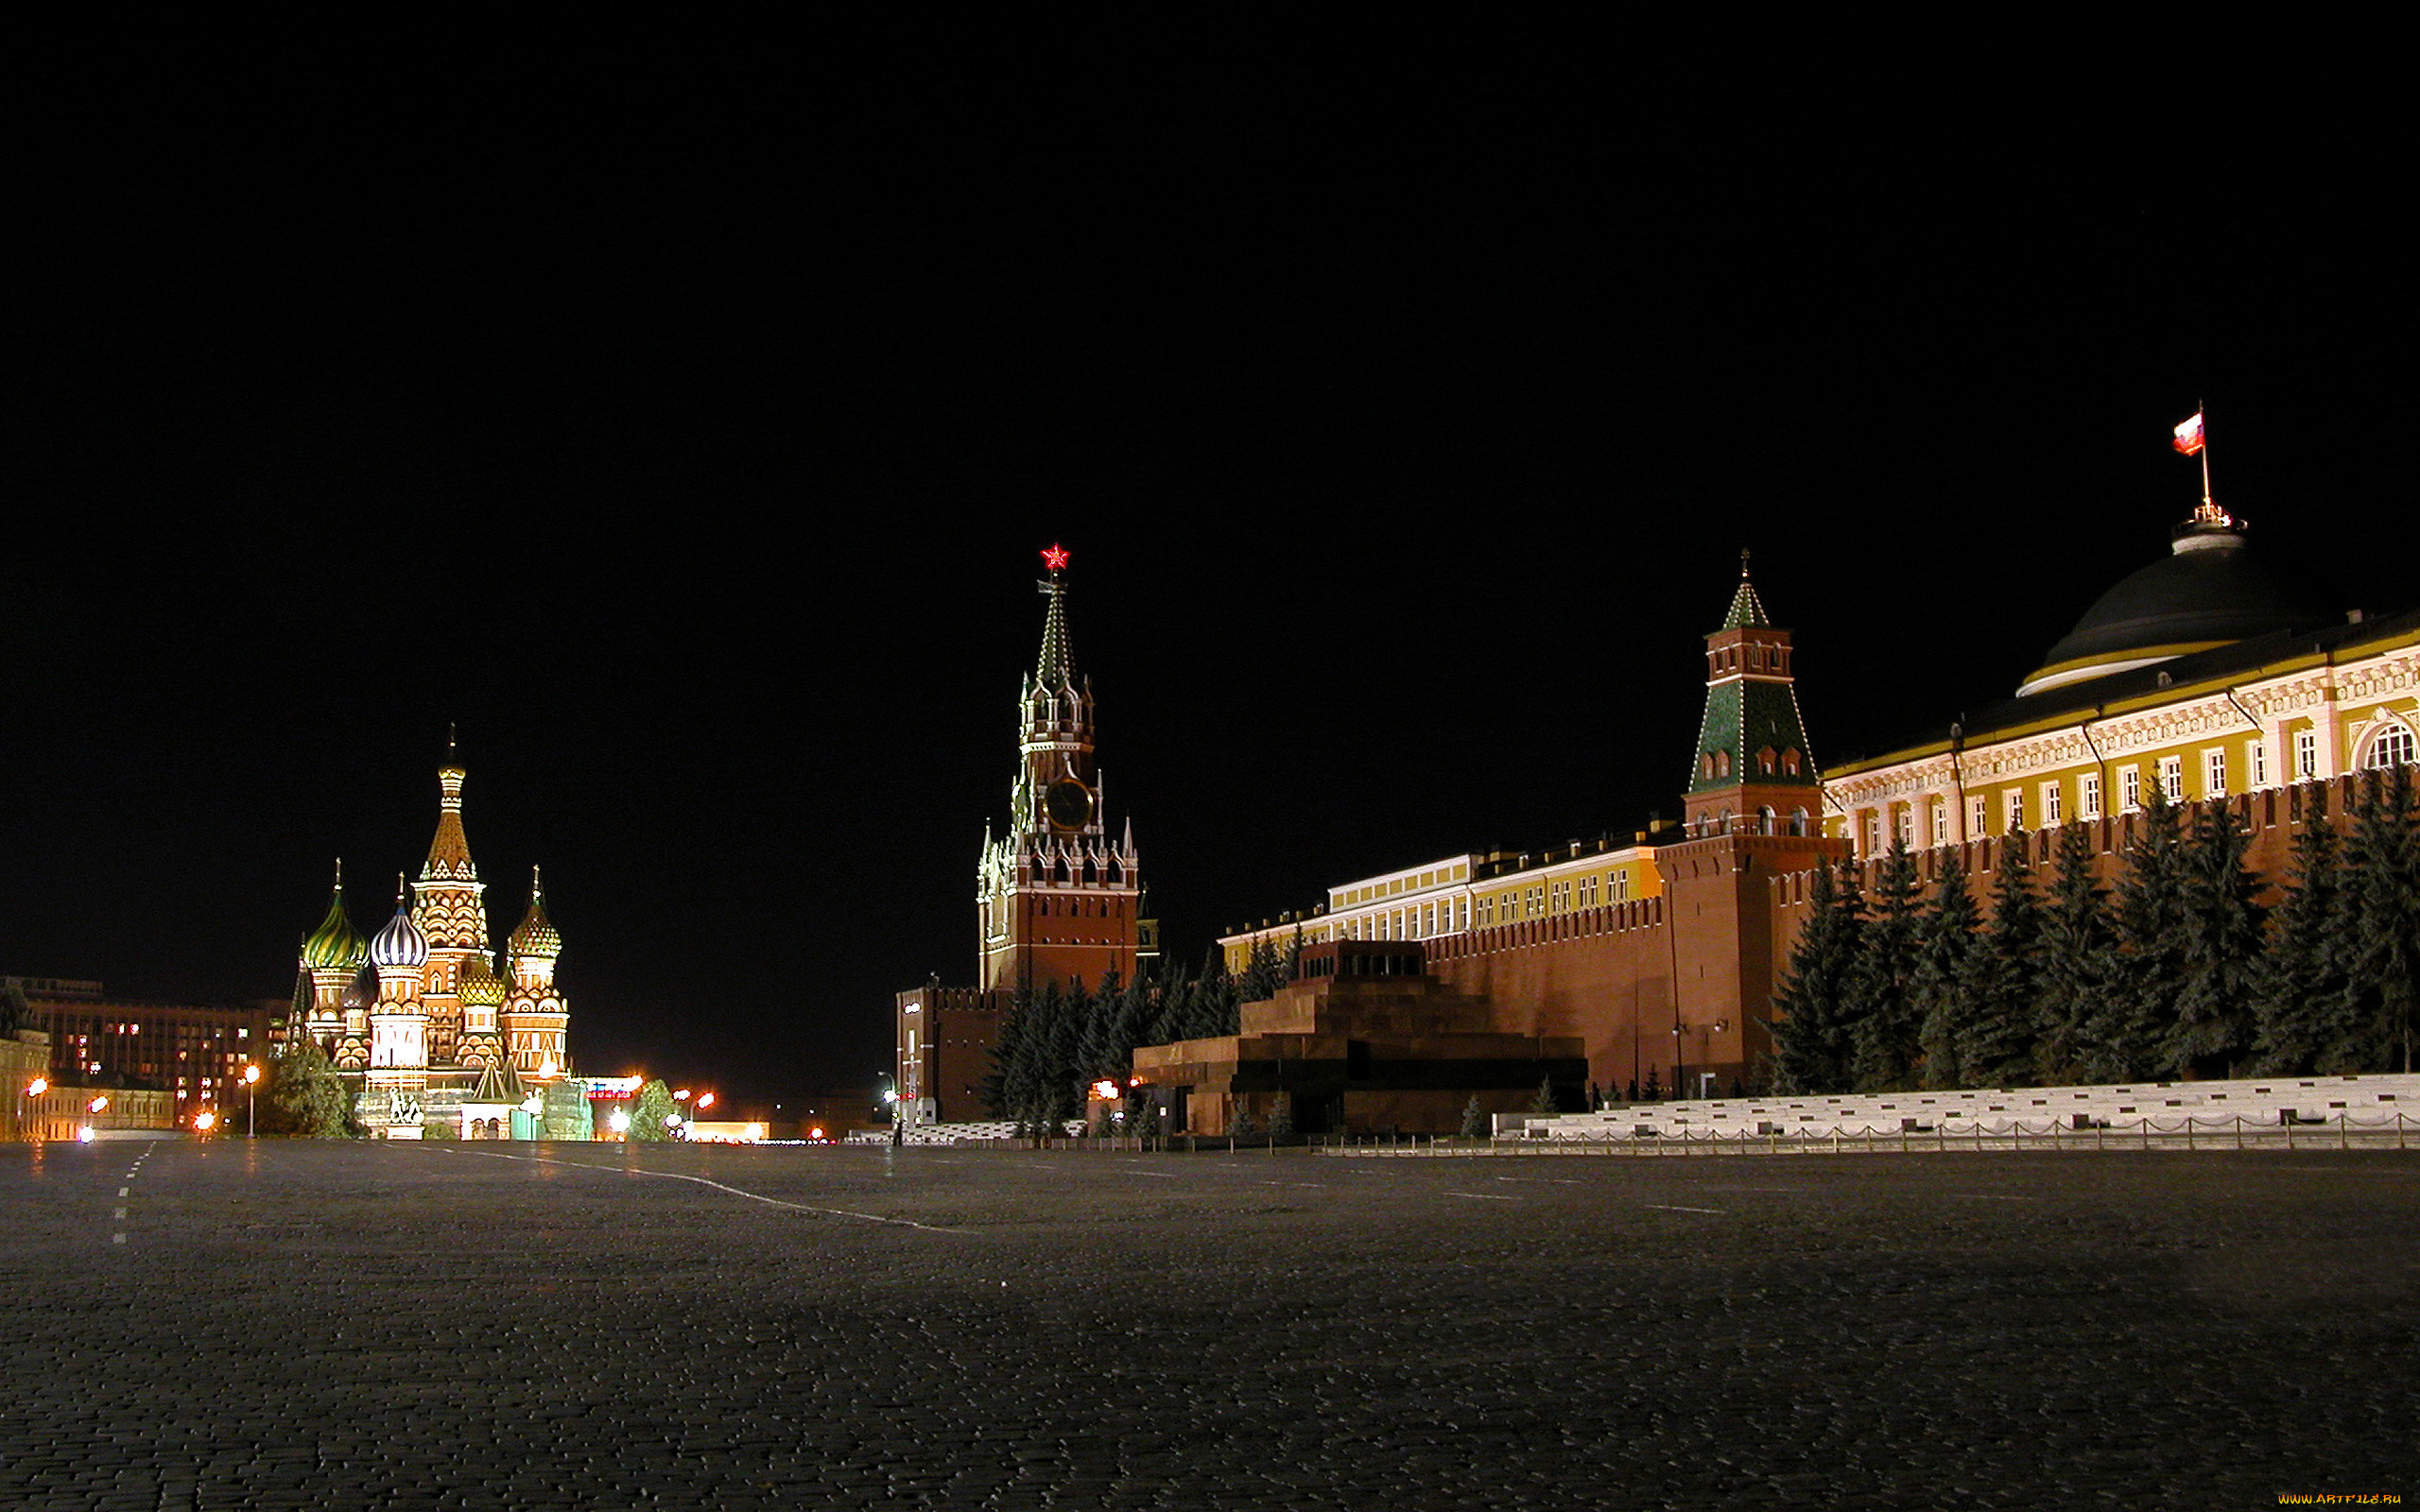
2094;787;2190;1082
1960;831;2044;1088
980;984;1032;1117
1241;937;1288;1004
258;1036;354;1138
2166;799;2267;1076
2036;821;2114;1083
1267;1091;1294;1140
1768;858;1865;1094
627;1079;675;1142
1460;1095;1487;1137
1078;968;1127;1081
1910;851;1981;1090
1530;1075;1559;1115
2329;765;2420;1073
1847;838;1922;1091
2250;794;2345;1074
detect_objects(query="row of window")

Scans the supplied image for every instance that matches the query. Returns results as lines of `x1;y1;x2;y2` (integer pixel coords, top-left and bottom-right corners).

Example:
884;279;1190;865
1700;747;1806;781
1861;723;2416;852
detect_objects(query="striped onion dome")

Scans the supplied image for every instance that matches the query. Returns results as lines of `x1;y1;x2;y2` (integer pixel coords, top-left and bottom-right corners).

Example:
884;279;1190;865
508;867;562;960
458;952;507;1007
339;963;379;1012
301;866;369;971
370;880;430;969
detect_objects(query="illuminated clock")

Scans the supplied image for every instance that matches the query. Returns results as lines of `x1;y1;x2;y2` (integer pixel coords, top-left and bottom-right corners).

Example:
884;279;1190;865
1045;778;1095;831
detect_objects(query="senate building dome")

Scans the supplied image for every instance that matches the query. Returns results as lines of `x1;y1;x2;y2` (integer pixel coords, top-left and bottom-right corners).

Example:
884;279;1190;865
2015;504;2320;697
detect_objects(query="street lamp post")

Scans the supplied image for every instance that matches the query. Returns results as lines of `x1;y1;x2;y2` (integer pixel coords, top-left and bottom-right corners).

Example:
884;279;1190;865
244;1062;262;1138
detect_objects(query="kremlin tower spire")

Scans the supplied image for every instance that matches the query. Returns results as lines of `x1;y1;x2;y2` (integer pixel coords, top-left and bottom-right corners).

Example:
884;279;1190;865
1683;552;1821;839
977;545;1149;992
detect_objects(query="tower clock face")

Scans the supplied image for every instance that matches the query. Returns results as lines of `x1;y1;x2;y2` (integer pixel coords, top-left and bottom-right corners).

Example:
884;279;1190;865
1044;778;1096;831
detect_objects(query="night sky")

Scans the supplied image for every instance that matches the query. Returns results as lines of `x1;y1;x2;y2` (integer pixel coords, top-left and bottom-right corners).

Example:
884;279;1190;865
8;38;2409;1105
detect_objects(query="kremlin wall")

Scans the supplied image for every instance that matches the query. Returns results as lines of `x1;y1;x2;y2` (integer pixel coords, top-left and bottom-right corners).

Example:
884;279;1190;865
908;497;2420;1136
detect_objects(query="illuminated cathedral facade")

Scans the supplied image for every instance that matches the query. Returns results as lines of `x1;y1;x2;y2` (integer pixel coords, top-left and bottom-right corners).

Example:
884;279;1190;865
293;757;572;1136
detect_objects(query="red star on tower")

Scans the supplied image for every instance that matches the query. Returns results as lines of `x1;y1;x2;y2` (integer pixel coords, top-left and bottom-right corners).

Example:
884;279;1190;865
1040;543;1070;573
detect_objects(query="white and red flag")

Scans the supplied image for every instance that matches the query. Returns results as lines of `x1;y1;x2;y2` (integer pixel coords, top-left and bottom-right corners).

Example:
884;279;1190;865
2172;412;2205;455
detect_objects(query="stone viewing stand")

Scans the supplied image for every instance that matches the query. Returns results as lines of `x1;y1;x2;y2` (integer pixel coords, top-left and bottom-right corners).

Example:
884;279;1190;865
1478;1072;2420;1155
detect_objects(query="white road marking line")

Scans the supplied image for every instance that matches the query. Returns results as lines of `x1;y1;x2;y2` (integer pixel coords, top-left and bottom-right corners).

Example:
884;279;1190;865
112;1234;125;1245
435;1147;971;1233
119;1188;129;1197
1948;1194;2037;1201
1444;1192;1518;1200
1645;1204;1726;1214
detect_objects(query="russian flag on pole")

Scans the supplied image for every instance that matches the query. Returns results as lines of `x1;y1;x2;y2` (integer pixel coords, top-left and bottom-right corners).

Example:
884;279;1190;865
2172;412;2206;455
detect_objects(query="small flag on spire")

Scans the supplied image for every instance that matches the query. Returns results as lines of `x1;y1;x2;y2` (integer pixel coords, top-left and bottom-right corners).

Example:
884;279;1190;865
2171;412;2205;456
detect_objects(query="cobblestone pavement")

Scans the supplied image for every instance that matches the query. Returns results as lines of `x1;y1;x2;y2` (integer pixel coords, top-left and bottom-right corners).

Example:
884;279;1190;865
2;1140;2414;1510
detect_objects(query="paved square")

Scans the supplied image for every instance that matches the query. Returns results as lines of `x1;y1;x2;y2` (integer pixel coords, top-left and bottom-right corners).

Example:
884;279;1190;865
4;1140;2414;1509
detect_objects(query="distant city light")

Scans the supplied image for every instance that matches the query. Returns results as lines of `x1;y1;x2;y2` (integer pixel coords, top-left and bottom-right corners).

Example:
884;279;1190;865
88;1096;110;1113
194;1110;216;1132
77;1125;95;1143
26;1077;46;1096
608;1109;630;1133
1091;1079;1119;1100
743;1123;765;1141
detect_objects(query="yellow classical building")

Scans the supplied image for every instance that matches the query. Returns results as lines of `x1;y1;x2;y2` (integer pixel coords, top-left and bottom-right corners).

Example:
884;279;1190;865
1826;503;2420;855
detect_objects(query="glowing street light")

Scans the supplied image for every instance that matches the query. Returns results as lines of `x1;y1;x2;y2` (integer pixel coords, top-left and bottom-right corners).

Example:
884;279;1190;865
77;1125;95;1143
194;1109;217;1134
608;1108;631;1136
26;1076;47;1096
243;1062;262;1139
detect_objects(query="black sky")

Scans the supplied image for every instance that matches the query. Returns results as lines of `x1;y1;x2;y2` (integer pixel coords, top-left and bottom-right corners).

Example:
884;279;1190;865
6;32;2409;1104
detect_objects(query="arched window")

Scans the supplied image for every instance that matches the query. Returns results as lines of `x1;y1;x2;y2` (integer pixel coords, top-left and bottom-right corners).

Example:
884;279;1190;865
1782;747;1802;776
1756;747;1776;776
1758;805;1775;834
1791;807;1809;836
2368;722;2417;769
1715;750;1732;778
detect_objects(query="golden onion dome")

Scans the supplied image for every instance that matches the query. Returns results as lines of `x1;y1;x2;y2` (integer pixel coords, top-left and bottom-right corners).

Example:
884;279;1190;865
507;867;562;960
458;953;507;1006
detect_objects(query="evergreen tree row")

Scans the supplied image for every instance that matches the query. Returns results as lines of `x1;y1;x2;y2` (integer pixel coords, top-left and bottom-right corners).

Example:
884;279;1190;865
1769;769;2420;1095
981;945;1269;1128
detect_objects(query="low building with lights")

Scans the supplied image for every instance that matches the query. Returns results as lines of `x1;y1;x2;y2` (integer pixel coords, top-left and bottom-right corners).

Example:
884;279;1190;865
288;753;577;1137
5;976;276;1125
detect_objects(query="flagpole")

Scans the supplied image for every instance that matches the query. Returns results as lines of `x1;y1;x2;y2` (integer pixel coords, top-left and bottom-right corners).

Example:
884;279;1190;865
2198;397;2214;511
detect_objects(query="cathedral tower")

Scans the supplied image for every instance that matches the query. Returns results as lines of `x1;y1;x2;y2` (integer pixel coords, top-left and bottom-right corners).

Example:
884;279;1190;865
977;545;1147;992
297;860;367;1050
410;754;492;1068
500;867;569;1079
1683;554;1822;838
366;879;430;1091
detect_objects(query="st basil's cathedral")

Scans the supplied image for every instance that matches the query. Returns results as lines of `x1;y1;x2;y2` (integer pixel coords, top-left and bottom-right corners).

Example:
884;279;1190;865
290;755;573;1136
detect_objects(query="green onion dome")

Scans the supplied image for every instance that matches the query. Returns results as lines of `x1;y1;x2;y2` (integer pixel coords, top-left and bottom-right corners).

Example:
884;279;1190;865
458;952;507;1007
507;867;562;961
370;880;429;970
301;867;369;971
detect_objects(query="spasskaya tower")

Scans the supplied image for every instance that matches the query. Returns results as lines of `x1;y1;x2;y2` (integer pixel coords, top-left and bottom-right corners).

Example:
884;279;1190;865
977;545;1152;991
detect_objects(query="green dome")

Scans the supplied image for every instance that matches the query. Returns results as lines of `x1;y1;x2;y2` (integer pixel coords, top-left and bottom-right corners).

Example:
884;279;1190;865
301;874;369;971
